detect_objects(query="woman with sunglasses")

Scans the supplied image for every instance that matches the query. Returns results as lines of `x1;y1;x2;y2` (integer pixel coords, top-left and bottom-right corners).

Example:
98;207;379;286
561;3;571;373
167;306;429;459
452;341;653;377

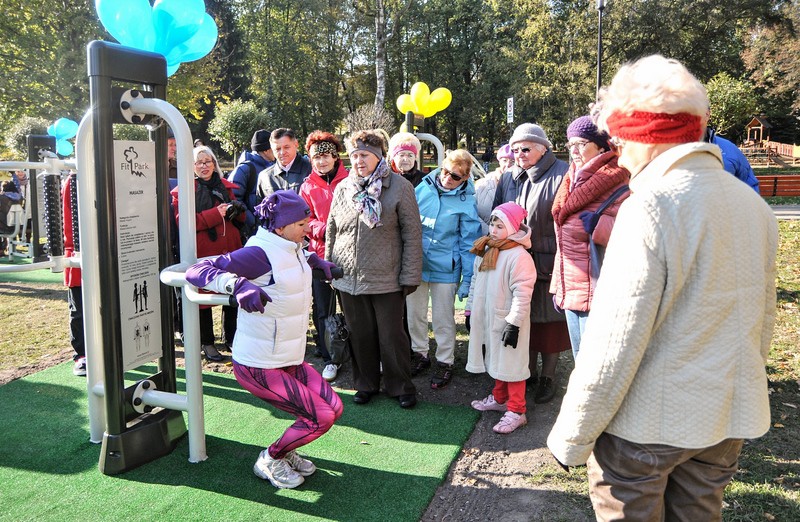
407;149;482;389
550;116;630;360
493;123;569;404
171;146;245;362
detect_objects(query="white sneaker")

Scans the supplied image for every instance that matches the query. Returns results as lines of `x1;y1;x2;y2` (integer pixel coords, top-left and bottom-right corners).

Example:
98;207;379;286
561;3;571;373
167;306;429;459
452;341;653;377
322;363;339;382
471;394;507;412
284;450;316;476
253;450;304;489
492;411;527;434
73;356;87;376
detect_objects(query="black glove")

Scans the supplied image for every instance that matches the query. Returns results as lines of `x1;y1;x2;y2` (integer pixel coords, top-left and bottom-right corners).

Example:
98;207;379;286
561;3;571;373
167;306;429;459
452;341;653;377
551;451;570;472
402;285;418;297
464;314;471;332
501;322;519;348
225;200;247;220
579;210;600;234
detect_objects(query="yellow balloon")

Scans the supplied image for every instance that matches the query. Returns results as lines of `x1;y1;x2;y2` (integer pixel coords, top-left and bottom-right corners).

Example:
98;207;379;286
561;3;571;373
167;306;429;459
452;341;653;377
396;94;415;114
430;88;452;113
410;82;430;114
399;122;409;133
421;101;437;118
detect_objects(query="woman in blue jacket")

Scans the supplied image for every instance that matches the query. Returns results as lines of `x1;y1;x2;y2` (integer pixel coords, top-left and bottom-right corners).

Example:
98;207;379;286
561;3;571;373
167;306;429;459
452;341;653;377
407;149;482;389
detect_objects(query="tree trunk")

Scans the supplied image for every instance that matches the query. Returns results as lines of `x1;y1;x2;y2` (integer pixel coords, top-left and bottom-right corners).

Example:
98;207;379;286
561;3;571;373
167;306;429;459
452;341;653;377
374;0;387;109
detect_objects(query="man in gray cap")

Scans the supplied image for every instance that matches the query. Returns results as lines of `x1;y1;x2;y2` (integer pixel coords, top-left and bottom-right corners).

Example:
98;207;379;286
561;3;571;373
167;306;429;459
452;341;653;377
228;129;277;240
492;122;569;405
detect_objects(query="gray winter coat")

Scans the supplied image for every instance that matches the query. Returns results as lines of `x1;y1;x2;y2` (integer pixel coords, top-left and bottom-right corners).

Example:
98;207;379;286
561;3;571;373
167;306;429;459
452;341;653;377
326;171;422;295
494;150;568;323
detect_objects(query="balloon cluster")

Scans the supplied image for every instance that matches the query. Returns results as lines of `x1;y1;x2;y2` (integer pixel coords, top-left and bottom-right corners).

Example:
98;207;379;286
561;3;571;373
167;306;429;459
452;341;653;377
396;82;452;118
95;0;218;76
47;118;79;157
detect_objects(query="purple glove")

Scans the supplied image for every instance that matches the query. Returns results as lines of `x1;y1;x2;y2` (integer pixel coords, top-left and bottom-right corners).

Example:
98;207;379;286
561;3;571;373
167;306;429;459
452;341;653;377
234;278;271;313
307;253;339;280
579;210;600;235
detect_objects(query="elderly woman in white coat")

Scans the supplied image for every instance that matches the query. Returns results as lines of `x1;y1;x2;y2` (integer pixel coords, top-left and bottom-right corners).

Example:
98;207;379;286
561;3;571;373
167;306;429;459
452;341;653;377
547;55;778;521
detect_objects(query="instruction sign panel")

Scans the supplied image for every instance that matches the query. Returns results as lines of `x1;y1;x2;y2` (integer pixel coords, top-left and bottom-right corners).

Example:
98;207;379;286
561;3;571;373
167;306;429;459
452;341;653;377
113;140;162;370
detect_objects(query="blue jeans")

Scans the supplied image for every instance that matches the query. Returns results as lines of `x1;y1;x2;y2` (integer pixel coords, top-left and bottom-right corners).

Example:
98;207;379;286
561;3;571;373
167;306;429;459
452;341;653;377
565;309;589;359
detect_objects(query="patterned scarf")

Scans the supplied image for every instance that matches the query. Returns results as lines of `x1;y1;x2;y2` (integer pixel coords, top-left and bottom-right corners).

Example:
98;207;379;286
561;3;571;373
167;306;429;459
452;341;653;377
470;236;518;271
346;159;389;228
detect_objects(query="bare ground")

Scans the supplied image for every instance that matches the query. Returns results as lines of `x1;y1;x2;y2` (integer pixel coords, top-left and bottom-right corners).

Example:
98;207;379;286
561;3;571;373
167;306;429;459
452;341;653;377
1;286;592;521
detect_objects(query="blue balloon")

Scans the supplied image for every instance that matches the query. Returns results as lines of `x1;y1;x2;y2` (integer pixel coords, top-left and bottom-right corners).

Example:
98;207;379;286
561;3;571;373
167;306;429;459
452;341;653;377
164;13;218;66
53;118;79;140
152;0;205;56
179;14;218;63
166;63;180;77
56;139;74;157
47;124;56;137
95;0;155;50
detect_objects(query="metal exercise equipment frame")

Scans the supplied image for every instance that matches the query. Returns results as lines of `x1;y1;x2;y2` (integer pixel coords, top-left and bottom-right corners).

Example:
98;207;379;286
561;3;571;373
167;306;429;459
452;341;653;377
83;40;208;475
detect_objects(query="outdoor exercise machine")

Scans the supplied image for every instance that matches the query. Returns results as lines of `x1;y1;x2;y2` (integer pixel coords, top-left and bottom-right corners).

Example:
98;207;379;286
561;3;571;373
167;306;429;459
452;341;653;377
0;143;68;273
77;40;220;474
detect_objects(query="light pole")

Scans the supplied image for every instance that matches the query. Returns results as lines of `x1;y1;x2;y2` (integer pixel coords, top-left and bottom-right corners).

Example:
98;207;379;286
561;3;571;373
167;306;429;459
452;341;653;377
596;0;606;100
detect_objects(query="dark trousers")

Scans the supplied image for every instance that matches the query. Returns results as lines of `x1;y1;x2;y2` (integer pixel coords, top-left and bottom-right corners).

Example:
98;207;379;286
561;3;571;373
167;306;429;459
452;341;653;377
67;286;85;360
339;290;415;397
199;307;215;345
222;305;237;345
311;279;334;364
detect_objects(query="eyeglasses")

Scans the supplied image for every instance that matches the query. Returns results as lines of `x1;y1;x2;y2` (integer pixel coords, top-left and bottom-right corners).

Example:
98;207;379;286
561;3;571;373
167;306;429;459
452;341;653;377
511;147;531;155
442;168;465;182
194;160;214;167
568;140;590;150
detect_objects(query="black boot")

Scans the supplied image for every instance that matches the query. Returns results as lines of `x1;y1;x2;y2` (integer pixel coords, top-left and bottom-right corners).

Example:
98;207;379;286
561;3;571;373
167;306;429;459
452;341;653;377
534;376;556;404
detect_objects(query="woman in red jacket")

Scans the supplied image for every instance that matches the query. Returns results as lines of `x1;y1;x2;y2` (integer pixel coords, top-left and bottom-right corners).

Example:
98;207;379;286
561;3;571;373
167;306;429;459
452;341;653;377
171;146;244;361
299;131;349;382
550;116;629;359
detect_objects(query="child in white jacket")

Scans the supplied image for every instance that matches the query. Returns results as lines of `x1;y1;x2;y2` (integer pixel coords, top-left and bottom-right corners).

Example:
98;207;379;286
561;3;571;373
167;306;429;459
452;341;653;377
465;202;536;434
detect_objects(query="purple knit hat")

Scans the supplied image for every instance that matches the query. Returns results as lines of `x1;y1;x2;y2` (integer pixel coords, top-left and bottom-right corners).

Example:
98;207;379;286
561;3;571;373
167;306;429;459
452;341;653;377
567;116;610;151
255;190;310;231
496;144;514;161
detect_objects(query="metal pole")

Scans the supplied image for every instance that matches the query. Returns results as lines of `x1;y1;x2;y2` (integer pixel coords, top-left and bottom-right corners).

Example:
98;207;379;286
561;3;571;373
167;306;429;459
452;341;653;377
596;0;605;100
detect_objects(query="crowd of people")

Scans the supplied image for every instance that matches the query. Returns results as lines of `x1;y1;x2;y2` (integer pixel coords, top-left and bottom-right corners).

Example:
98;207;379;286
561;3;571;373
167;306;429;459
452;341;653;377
56;53;778;518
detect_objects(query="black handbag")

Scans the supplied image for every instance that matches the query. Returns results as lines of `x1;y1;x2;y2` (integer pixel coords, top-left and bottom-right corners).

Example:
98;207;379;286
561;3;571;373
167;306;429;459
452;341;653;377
323;288;351;365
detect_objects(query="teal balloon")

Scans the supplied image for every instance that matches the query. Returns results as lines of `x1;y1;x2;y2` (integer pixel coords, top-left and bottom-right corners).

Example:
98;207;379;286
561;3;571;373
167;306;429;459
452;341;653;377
165;13;218;65
53;118;79;140
56;139;74;157
95;0;155;50
152;0;205;56
47;124;56;137
166;63;180;77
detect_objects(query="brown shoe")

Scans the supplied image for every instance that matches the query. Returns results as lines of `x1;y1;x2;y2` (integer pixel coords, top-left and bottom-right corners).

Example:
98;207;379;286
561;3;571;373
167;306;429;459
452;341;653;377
410;352;431;376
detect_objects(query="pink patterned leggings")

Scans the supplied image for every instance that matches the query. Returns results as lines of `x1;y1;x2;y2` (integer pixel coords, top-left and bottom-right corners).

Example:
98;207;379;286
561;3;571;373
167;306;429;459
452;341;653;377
233;361;343;459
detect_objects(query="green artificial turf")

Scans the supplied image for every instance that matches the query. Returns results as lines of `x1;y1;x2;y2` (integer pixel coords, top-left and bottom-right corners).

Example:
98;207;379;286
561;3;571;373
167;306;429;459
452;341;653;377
0;257;63;284
0;363;478;521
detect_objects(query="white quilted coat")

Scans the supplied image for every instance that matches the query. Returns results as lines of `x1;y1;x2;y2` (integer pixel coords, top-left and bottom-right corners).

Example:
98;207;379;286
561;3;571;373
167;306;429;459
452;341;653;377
547;142;778;466
465;225;536;382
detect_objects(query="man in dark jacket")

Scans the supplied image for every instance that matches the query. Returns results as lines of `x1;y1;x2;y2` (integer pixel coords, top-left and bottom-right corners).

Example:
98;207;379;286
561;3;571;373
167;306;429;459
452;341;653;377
493;122;569;405
255;128;312;204
228;129;276;238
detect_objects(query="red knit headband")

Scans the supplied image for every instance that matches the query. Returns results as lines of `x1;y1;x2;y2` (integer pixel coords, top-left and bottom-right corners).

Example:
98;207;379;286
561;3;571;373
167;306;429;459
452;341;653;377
606;111;703;144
